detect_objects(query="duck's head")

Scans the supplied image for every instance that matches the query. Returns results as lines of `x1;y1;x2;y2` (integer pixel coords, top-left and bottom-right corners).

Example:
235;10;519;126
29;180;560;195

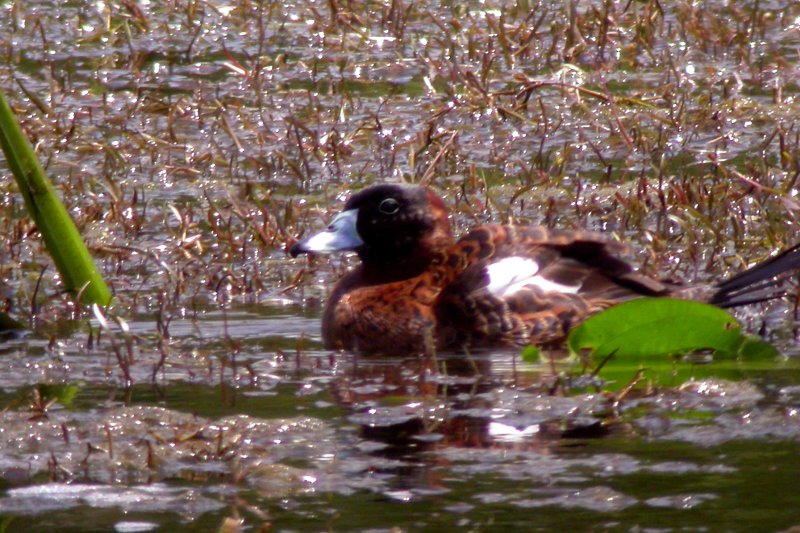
290;184;453;276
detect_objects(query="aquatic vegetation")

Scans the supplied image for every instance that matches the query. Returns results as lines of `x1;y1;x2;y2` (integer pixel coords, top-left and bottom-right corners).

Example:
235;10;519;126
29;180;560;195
1;0;800;530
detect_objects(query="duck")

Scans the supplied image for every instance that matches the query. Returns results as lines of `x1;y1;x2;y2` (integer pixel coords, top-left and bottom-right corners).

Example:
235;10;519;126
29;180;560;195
290;184;800;355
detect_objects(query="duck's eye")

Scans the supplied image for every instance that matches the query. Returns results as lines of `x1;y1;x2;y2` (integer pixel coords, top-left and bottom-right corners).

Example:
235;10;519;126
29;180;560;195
378;197;401;215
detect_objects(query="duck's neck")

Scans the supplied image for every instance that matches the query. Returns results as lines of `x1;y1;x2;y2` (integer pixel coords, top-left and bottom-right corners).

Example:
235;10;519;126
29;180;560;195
355;226;454;285
357;255;433;285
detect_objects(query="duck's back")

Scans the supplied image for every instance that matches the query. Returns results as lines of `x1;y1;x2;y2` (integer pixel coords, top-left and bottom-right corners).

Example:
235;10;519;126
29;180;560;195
433;225;673;348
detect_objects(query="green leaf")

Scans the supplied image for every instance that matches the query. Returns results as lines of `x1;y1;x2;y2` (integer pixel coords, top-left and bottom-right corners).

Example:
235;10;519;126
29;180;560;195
736;335;780;360
0;89;111;305
568;298;745;360
36;383;80;408
521;344;541;363
565;298;783;388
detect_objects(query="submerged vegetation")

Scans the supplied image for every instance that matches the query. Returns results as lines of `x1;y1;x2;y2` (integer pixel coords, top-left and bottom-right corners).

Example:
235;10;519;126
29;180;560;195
1;0;800;530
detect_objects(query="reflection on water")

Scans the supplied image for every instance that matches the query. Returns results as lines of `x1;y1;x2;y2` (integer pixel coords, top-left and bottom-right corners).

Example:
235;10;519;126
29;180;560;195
0;300;800;530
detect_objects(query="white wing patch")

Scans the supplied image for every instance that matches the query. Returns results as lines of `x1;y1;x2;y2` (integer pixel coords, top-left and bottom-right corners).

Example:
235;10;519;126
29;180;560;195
485;256;581;298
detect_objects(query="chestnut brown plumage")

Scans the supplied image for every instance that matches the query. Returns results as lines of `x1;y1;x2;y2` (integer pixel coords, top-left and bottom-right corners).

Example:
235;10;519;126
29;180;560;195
291;184;800;354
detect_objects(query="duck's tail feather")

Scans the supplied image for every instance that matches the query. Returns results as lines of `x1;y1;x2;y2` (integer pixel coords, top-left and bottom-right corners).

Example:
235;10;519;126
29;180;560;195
709;243;800;308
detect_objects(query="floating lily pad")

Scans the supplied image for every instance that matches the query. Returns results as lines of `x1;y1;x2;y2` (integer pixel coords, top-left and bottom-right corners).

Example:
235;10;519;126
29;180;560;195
566;299;780;385
568;298;767;359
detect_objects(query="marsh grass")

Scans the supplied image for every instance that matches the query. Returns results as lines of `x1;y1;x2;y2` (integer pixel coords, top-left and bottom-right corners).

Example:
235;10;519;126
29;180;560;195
0;0;797;407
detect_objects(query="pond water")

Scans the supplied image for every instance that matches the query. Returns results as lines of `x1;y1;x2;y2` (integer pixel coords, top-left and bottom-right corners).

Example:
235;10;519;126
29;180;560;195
2;0;800;531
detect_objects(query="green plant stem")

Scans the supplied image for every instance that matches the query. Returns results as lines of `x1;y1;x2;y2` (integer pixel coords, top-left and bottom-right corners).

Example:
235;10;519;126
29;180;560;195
0;88;112;306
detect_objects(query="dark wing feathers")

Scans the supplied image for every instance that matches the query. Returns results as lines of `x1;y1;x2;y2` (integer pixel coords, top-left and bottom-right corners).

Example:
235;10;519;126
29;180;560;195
433;225;673;347
710;243;800;307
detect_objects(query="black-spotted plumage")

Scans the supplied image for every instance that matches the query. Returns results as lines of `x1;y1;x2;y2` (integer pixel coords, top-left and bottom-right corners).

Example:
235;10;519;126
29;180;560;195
290;184;800;355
